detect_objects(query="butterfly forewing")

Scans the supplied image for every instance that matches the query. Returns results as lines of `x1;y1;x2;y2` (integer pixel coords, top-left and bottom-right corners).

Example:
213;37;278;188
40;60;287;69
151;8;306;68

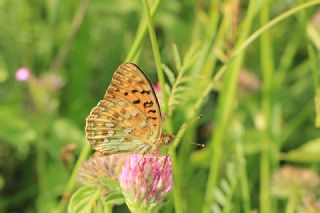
85;63;162;154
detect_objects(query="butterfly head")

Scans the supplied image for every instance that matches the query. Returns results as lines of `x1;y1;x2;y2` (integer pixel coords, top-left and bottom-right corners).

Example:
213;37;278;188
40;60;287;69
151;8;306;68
160;133;175;145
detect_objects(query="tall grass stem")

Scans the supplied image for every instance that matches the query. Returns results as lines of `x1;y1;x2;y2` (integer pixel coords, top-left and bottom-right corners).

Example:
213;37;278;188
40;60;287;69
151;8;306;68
202;1;256;212
259;0;274;212
142;0;172;132
125;0;160;62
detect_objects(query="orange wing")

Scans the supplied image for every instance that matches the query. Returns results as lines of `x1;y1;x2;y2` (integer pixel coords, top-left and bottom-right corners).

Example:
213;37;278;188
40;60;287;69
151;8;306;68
85;63;162;154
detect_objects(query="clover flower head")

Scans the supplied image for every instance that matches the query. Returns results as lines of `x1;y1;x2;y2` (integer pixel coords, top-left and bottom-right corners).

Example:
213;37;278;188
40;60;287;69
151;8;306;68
15;67;31;81
272;165;320;199
119;154;173;211
78;153;130;194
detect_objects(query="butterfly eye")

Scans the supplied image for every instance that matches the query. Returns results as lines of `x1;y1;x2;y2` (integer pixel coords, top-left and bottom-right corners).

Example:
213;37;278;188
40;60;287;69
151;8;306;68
167;135;175;144
163;136;170;144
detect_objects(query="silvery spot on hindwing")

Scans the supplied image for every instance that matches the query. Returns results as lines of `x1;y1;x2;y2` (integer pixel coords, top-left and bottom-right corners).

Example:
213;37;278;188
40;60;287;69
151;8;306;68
85;63;164;155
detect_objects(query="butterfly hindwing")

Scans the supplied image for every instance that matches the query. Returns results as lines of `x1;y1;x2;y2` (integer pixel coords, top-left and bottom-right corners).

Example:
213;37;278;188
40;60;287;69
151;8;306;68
85;63;162;154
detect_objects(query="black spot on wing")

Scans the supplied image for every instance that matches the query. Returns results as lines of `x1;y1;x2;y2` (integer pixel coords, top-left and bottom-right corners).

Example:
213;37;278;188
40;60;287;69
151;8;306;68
147;116;157;120
148;109;156;113
133;99;141;104
141;90;151;94
143;101;153;108
132;89;138;93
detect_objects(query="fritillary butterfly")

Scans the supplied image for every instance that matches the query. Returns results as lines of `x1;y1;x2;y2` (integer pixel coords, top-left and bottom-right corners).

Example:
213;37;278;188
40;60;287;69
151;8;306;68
85;63;174;155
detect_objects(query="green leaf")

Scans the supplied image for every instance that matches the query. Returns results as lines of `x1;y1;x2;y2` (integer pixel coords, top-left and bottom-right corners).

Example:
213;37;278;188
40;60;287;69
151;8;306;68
53;118;85;145
0;107;36;146
280;138;320;163
0;175;4;190
226;163;235;181
220;179;230;194
0;56;8;83
174;86;190;95
104;192;125;205
162;64;175;85
179;76;199;84
214;188;226;205
182;41;201;71
315;88;320;128
307;23;320;50
100;178;121;192
68;186;100;213
165;83;171;96
212;205;222;213
172;43;181;70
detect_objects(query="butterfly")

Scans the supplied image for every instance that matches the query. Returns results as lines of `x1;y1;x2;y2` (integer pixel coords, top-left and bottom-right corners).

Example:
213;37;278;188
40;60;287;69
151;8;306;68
85;63;174;155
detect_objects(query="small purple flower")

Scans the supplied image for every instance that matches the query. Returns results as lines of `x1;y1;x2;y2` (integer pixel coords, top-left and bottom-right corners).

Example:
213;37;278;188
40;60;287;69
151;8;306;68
153;83;161;94
153;83;162;104
119;154;173;211
15;67;31;81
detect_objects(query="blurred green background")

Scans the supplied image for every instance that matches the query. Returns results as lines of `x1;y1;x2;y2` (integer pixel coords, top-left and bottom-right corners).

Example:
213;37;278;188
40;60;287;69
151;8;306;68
1;0;320;212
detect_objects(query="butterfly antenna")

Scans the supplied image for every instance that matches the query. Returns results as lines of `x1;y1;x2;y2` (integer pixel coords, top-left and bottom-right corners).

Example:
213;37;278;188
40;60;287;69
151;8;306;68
174;114;203;135
192;142;205;148
153;151;165;162
138;154;147;169
189;114;203;123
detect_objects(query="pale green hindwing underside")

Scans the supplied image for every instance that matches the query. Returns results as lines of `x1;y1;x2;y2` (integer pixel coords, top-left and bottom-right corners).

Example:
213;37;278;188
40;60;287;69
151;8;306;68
85;63;162;155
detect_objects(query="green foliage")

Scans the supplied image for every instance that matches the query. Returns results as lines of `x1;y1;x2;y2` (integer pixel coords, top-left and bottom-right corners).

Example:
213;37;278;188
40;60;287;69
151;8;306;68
100;178;122;192
68;183;125;212
164;42;201;116
103;192;125;206
212;161;239;213
281;138;320;163
68;186;101;213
